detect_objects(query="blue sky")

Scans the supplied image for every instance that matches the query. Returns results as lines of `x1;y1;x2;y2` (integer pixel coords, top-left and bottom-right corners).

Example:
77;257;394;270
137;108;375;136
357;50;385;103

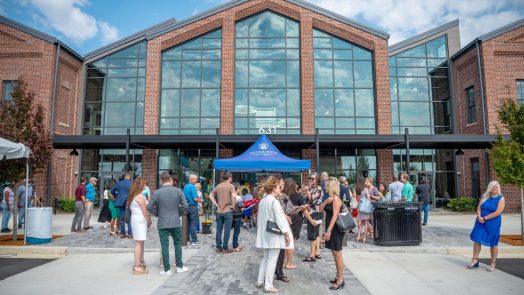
1;0;523;55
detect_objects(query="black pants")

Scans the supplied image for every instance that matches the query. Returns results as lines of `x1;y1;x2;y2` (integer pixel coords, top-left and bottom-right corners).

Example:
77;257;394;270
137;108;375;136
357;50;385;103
274;249;286;277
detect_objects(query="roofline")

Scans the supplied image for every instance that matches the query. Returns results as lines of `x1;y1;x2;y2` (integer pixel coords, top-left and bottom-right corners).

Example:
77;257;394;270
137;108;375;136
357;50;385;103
449;38;478;61
84;16;177;60
388;19;459;53
0;15;83;61
478;17;524;42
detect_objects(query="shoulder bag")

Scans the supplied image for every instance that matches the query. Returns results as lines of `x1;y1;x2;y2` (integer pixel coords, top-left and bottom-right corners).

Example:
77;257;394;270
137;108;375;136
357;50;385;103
336;201;356;232
358;190;373;214
349;195;358;209
266;199;284;235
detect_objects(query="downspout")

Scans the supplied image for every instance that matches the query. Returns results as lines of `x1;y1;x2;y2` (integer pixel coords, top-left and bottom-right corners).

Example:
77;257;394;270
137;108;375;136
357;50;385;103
46;43;61;206
475;42;490;186
449;58;460;197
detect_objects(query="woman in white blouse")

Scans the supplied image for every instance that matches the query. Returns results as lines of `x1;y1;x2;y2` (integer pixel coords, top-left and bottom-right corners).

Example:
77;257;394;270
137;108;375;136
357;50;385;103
256;176;294;293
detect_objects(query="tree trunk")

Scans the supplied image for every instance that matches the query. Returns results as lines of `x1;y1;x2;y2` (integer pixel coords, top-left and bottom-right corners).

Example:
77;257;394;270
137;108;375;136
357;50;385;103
12;193;18;241
521;187;523;242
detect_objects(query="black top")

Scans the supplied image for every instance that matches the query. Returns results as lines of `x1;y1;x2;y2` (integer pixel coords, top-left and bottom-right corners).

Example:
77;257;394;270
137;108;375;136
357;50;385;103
416;183;431;205
289;192;305;217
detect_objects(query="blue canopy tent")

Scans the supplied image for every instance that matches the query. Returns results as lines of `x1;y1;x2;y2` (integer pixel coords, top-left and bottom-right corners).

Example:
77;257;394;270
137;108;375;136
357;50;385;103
213;134;310;172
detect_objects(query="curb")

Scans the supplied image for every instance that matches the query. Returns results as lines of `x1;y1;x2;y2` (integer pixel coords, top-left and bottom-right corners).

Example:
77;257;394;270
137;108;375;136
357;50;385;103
345;246;524;257
0;245;68;257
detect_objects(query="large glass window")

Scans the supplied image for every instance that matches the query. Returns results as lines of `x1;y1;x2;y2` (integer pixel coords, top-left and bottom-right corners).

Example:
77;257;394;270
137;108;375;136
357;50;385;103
313;29;375;134
466;86;476;124
319;149;377;184
158;149;215;189
390;35;451;134
83;42;146;135
2;80;16;102
517;80;524;106
160;30;222;135
234;11;300;134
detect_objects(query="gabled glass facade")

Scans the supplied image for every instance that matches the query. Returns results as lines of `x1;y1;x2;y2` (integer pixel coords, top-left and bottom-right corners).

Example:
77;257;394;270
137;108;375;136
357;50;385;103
234;11;301;134
389;35;451;134
83;42;146;136
160;30;222;135
313;29;375;135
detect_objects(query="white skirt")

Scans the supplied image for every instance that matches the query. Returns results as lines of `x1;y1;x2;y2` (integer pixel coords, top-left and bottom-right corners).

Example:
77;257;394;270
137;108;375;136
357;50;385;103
131;214;147;241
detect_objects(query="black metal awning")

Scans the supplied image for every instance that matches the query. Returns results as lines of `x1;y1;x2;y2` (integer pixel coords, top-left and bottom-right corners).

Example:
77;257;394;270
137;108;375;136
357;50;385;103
52;134;505;150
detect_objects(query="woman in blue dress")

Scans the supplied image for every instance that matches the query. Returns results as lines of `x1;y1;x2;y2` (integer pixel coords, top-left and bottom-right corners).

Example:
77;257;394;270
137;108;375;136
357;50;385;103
468;181;505;272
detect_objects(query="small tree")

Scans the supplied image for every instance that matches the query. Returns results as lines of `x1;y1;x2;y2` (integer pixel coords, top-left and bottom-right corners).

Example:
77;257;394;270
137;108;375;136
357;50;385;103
0;79;53;241
489;98;524;241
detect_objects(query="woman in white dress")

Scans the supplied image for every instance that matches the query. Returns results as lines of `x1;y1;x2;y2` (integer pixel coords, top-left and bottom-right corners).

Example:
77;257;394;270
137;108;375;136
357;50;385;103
127;177;152;275
256;176;294;293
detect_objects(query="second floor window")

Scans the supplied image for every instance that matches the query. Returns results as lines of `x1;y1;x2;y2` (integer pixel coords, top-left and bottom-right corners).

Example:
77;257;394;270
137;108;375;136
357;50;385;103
466;86;476;124
517;80;524;106
2;80;16;102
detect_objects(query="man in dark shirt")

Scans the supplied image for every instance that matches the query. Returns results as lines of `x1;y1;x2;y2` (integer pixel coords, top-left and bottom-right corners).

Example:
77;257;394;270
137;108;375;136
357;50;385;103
416;178;431;225
71;177;87;232
111;172;133;238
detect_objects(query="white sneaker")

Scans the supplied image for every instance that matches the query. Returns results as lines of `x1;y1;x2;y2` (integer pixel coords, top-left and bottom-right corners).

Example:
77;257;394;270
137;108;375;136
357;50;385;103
103;224;108;229
176;266;189;273
159;270;173;276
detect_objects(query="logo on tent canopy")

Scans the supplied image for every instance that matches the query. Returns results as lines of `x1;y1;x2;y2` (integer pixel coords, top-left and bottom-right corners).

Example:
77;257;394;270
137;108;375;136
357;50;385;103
259;143;268;150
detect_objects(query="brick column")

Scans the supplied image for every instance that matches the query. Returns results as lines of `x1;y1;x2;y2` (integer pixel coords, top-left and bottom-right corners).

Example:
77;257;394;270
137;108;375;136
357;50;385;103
300;15;315;135
376;149;393;185
142;149;158;190
220;14;235;135
301;148;316;185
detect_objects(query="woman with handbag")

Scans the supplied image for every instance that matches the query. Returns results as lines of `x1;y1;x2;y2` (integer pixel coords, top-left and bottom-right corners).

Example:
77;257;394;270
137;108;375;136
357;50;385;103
256;176;293;294
319;177;345;290
356;181;372;243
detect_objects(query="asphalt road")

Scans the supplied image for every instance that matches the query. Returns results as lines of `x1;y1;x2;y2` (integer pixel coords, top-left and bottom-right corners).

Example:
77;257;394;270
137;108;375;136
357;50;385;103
480;258;524;279
0;258;56;280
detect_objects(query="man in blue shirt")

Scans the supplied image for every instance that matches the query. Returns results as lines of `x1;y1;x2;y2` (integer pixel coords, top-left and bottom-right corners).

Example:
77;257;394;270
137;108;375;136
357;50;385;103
111;172;133;238
183;174;201;245
16;180;34;229
83;177;97;230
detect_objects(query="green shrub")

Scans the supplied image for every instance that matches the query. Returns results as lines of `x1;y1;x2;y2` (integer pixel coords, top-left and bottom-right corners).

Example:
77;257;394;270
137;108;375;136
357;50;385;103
446;197;478;212
57;197;76;213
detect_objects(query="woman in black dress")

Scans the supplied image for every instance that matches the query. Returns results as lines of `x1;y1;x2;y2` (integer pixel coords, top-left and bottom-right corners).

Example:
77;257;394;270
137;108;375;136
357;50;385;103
284;179;308;269
320;177;345;290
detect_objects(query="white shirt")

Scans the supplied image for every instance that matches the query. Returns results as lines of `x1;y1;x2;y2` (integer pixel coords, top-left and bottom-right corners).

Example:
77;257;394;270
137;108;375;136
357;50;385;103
2;187;14;206
256;194;294;250
389;181;404;201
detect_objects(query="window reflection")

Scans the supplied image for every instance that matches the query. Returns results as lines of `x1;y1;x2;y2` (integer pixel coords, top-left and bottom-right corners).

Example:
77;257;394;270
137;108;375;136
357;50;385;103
234;11;300;134
160;30;222;135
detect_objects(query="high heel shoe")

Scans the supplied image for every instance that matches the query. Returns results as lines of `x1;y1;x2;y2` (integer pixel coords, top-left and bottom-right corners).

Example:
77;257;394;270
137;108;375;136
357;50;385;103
487;260;496;272
329;277;338;284
329;280;345;290
466;258;479;269
356;237;363;242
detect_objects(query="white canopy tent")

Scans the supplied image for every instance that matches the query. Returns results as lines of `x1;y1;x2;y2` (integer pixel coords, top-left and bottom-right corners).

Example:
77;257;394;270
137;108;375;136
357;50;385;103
0;137;32;244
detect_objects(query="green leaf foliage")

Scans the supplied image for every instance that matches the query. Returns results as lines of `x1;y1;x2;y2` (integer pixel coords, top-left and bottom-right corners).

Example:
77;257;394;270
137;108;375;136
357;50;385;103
490;99;524;189
56;197;76;213
447;197;478;212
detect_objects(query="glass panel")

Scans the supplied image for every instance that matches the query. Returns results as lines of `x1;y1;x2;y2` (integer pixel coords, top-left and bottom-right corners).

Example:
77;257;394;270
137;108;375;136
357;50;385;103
391;102;399;126
202;49;221;59
316;117;334;129
335;89;354;117
181;62;201;88
105;78;137;102
353;47;372;60
163;47;181;60
249;38;286;48
397;67;428;77
287;61;299;88
427;58;447;68
201;61;221;87
234;89;248;116
286;38;299;49
314;49;332;59
287;89;300;116
355;89;374;117
314;60;333;87
426;36;447;58
183;38;202;49
333;50;352;60
249;12;286;37
286;49;299;59
398;78;429;101
111;45;139;58
161;61;181;88
161;89;180;117
182;50;201;60
355;117;375;129
235;61;248;87
250;49;286;59
236;49;249;59
105;103;135;126
313;37;332;49
286;19;299;37
333;38;352;49
236;20;249;37
399;102;430;126
336;117;354;129
107;59;138;68
180;89;200;116
334;61;353;87
201;89;220;116
249;61;286;87
160;118;179;129
315;89;334;117
201;118;219;128
396;57;427;67
354;61;373;88
236;38;249;48
135;102;144;126
203;39;221;49
397;44;426;57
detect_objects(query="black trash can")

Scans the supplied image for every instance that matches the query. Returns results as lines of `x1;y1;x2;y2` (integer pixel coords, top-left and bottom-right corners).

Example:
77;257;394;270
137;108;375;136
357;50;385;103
373;202;422;246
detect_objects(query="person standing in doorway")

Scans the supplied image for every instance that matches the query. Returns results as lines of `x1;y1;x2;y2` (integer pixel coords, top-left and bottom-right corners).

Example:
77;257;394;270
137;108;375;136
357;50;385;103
209;172;236;253
16;180;34;229
148;172;189;276
183;174;201;246
1;182;15;233
388;175;403;202
400;173;414;202
111;172;133;238
83;177;97;230
416;178;431;225
71;178;87;233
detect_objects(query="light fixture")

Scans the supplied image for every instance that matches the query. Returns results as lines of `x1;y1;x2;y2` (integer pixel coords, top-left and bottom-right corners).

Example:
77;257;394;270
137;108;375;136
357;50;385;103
455;149;464;156
70;149;79;156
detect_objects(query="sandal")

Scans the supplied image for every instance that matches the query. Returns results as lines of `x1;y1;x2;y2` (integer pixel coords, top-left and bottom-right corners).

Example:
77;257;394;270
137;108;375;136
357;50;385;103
132;266;148;275
315;255;322;260
487;260;496;272
233;247;244;252
264;287;279;293
276;275;290;283
284;264;296;269
303;256;316;262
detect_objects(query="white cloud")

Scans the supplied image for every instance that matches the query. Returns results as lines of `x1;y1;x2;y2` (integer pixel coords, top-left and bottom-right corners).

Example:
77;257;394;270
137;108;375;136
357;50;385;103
98;20;119;43
307;0;524;46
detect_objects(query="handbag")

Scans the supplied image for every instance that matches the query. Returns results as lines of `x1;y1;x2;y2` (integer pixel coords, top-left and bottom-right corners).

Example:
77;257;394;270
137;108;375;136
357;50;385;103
336;202;356;232
266;199;284;235
349;196;358;209
358;191;373;214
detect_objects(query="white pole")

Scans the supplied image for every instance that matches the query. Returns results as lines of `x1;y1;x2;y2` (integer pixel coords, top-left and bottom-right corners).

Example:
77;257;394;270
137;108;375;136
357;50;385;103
24;158;29;245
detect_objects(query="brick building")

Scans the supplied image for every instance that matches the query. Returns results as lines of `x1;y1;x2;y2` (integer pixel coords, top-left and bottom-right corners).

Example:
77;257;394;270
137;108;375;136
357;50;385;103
0;0;522;212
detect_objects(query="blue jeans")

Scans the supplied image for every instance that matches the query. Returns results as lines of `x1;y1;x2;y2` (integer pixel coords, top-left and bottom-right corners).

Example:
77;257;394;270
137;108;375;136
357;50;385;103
422;204;429;224
215;211;233;250
118;206;132;236
18;203;31;227
2;204;12;230
188;205;199;242
232;215;242;248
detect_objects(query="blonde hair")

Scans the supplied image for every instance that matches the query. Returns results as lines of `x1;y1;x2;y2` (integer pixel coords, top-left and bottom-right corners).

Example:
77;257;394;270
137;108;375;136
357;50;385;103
195;183;202;190
480;181;501;205
263;176;280;194
325;177;340;197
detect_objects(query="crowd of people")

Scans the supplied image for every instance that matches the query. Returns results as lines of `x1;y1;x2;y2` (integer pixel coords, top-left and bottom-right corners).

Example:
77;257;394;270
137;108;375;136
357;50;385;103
1;179;35;232
63;169;505;290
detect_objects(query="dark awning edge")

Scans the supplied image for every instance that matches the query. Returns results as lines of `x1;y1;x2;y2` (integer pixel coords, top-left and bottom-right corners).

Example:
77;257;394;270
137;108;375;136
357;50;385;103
53;134;508;150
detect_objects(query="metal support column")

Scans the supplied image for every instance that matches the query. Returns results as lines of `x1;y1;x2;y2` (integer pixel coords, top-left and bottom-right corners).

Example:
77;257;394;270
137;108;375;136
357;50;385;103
125;128;130;172
315;128;320;173
405;128;410;176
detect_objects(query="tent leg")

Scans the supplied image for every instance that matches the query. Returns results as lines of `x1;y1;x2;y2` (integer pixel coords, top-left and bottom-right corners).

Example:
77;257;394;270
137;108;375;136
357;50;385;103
24;158;29;245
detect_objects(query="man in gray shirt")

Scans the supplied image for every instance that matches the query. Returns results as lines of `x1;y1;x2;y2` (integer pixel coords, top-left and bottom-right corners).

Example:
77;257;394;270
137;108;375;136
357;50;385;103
388;175;404;202
147;172;189;276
